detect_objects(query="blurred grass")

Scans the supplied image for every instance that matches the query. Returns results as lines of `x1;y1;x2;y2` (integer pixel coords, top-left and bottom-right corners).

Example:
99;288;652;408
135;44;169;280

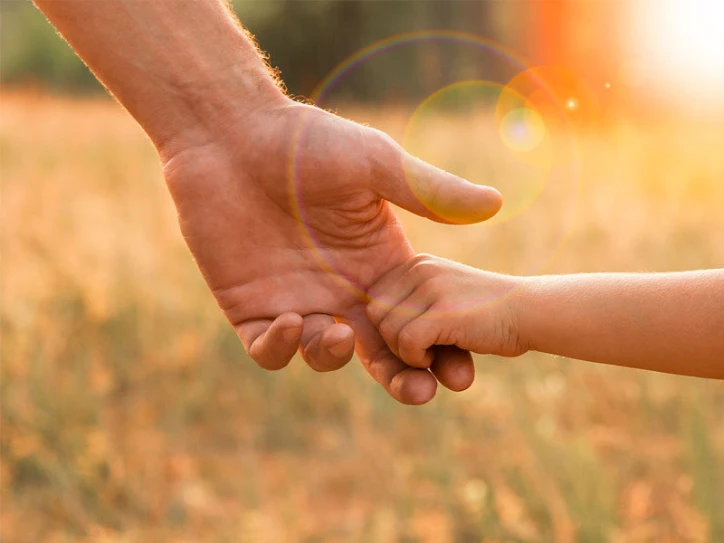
1;91;723;542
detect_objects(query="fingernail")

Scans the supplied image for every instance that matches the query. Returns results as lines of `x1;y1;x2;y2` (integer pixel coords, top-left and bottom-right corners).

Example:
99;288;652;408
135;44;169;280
328;340;351;358
282;327;300;343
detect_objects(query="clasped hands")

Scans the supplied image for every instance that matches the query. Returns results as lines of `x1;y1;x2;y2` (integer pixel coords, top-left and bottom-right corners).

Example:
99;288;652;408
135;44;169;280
162;98;503;405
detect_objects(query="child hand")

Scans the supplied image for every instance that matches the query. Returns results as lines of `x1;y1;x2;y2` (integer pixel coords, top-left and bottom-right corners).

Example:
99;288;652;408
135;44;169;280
366;255;529;369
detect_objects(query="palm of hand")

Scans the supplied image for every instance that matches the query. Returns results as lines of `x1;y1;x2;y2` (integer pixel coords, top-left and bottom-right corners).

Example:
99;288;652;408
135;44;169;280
162;101;500;404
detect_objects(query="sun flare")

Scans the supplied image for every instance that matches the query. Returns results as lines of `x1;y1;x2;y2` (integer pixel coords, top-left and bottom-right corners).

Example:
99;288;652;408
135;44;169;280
635;0;724;107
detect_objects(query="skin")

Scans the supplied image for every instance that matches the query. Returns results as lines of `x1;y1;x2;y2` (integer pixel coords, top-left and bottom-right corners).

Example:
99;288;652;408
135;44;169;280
367;255;724;378
33;0;503;404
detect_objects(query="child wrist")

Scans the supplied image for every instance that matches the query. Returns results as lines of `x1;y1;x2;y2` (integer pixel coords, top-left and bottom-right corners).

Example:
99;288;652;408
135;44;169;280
508;275;538;354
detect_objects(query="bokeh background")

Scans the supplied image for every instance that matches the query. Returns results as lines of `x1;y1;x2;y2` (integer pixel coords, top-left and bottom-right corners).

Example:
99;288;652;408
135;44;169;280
2;1;723;541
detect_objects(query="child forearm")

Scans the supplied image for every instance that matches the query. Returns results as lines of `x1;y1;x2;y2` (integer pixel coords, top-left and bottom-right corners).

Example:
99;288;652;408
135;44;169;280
515;270;724;377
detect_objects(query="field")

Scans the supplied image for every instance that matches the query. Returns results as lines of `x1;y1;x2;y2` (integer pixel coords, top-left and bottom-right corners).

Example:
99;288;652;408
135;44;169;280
1;91;723;542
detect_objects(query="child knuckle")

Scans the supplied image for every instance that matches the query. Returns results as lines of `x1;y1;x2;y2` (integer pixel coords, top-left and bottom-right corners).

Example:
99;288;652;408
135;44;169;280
379;317;399;340
366;301;382;323
410;257;441;280
418;277;444;299
398;323;419;348
411;253;432;265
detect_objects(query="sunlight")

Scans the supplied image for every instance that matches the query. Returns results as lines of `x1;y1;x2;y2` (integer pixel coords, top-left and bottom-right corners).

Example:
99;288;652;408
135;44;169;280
636;0;724;108
659;0;724;77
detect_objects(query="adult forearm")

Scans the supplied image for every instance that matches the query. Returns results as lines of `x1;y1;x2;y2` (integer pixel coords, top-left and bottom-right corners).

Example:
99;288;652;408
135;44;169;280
33;0;286;157
517;270;724;377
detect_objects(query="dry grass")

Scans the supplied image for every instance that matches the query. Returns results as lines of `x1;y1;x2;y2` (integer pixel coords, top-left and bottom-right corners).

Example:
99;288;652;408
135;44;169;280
1;91;723;542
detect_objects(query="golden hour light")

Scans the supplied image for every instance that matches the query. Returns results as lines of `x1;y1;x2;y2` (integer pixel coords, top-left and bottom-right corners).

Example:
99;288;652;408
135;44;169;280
4;2;724;540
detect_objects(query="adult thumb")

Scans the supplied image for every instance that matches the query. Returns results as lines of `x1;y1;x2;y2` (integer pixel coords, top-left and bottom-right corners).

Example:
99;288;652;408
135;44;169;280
375;152;503;225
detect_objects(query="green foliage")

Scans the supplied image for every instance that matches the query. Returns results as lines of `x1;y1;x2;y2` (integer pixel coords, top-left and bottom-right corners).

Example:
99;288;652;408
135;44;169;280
1;1;102;92
0;1;505;99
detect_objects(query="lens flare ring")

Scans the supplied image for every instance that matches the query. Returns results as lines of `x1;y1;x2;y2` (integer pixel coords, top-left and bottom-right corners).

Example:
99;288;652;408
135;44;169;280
287;30;583;311
402;80;554;225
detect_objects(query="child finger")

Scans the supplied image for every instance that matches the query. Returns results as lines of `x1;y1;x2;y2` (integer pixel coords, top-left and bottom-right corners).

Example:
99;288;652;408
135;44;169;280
377;296;432;368
345;307;438;405
398;316;440;368
366;272;419;327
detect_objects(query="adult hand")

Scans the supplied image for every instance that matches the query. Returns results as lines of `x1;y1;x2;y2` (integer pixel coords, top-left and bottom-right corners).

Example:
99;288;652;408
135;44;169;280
163;99;502;404
34;0;502;404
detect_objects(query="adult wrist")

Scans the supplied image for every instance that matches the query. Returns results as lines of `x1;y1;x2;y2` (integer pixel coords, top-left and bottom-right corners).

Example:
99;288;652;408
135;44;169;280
149;60;289;162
